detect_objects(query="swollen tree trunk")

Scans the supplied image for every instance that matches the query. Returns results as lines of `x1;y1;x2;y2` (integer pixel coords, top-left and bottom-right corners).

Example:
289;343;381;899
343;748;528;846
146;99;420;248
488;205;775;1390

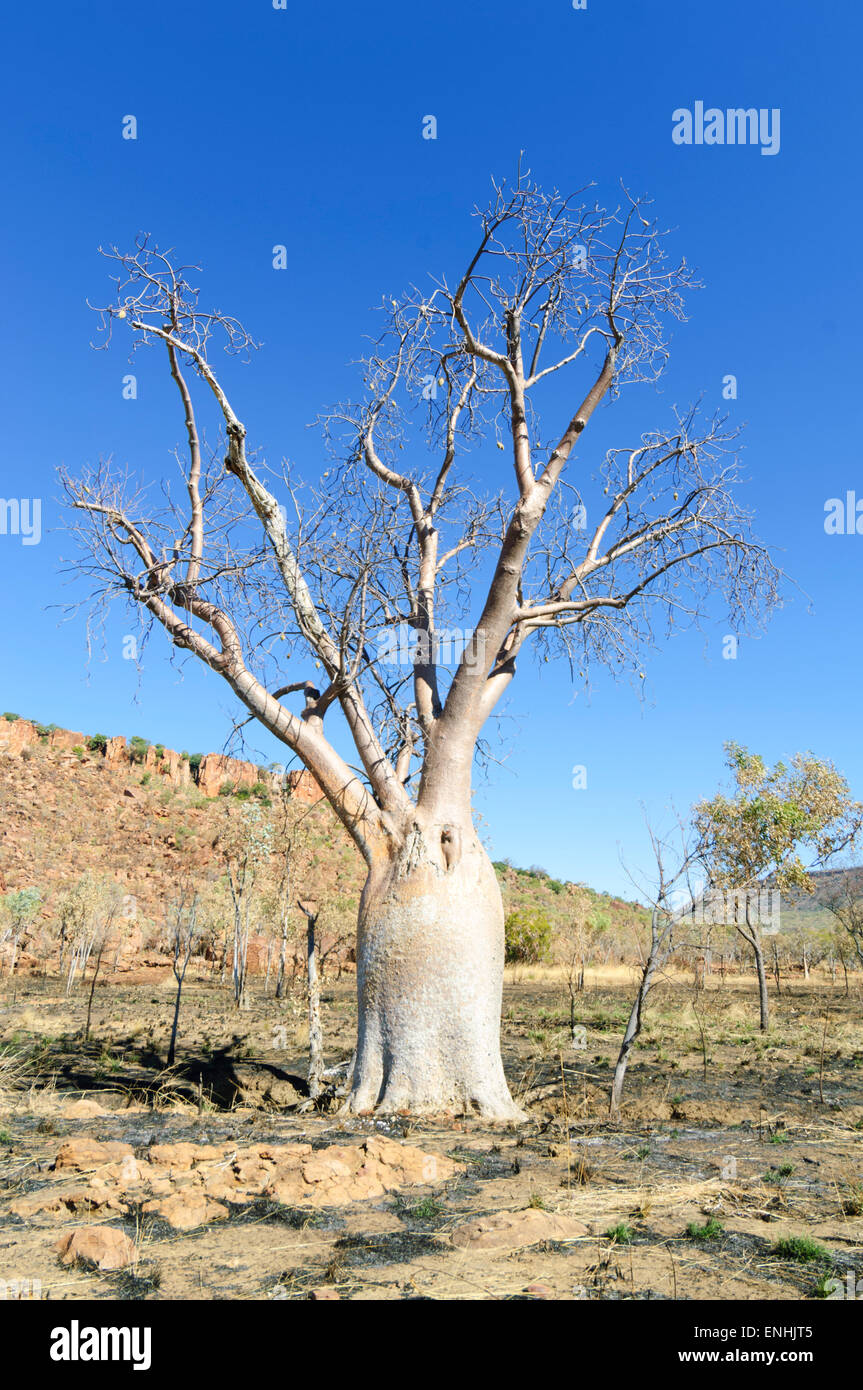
342;814;523;1120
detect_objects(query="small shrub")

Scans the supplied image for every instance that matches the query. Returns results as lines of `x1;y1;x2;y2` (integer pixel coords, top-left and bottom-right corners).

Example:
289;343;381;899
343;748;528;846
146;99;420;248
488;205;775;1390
773;1236;830;1264
504;909;552;964
813;1273;839;1299
87;733;108;752
606;1223;634;1245
763;1164;794;1185
841;1185;863;1217
2;712;19;722
686;1217;724;1241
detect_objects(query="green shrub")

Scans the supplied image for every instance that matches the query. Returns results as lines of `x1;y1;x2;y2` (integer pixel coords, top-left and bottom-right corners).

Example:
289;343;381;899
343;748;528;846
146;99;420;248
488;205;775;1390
606;1223;634;1244
2;712;19;722
773;1236;830;1264
129;736;150;764
504;909;552;964
686;1217;724;1241
87;733;108;752
187;753;203;775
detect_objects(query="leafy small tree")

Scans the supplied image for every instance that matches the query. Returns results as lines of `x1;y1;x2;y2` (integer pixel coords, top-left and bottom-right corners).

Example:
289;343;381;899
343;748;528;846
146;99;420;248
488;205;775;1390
693;744;861;1031
0;888;42;976
824;866;863;970
56;873;121;994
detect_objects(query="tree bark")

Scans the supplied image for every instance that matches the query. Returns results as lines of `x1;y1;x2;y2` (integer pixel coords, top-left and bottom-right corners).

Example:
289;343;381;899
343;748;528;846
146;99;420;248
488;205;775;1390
306;911;324;1101
342;814;523;1120
754;938;769;1032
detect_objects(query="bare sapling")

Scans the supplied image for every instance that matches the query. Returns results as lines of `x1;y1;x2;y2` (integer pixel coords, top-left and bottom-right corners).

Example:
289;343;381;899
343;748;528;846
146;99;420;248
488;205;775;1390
610;818;698;1117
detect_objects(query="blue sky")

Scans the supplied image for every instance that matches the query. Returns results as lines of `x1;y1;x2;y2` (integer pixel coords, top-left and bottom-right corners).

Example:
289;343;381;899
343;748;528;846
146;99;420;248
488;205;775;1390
1;0;861;897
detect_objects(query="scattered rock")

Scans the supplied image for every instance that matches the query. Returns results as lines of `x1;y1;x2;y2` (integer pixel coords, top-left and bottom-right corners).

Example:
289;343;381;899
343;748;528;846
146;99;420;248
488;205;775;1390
309;1288;340;1300
450;1208;588;1252
54;1226;137;1271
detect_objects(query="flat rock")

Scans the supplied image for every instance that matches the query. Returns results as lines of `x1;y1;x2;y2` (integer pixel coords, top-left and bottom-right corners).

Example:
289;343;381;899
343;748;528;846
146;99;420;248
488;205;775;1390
54;1138;134;1172
451;1208;589;1252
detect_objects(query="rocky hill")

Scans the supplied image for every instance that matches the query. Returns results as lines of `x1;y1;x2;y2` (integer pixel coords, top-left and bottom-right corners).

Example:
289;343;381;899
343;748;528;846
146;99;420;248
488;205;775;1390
0;714;338;953
0;711;648;972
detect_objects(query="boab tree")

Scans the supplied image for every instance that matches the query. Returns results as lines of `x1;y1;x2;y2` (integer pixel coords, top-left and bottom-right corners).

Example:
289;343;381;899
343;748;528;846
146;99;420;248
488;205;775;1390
63;171;781;1118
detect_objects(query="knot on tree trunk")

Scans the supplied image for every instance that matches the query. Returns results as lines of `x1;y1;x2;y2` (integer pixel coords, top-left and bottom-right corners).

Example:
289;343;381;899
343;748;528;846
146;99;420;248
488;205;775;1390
440;824;462;871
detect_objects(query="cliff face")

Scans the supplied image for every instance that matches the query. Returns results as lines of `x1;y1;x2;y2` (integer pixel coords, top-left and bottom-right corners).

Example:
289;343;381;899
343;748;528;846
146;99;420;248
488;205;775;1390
0;719;325;802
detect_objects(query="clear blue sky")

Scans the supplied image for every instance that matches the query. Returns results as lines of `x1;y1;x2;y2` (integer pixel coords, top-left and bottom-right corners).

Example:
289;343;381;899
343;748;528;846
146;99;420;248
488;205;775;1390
1;0;861;897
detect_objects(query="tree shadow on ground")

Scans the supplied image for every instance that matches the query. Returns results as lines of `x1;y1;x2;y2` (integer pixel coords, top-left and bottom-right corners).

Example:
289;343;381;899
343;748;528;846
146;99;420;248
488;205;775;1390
48;1036;309;1109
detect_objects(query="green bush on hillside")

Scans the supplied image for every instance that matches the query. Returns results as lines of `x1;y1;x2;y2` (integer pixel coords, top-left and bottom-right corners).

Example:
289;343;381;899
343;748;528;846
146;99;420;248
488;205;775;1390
129;736;150;764
504;909;552;964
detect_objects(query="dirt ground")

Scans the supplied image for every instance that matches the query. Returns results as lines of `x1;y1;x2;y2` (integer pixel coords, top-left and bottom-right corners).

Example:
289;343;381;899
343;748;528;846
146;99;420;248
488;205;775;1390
1;965;861;1301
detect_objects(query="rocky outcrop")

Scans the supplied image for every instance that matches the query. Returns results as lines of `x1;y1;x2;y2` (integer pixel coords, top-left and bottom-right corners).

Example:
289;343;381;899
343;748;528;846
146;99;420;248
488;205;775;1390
103;736;129;768
0;718;39;755
12;1136;461;1229
49;729;86;751
0;716;327;806
196;753;262;798
287;769;324;805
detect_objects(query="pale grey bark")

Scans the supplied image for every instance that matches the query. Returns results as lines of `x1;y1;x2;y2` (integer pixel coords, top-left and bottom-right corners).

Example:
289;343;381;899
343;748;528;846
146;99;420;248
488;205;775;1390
298;901;324;1102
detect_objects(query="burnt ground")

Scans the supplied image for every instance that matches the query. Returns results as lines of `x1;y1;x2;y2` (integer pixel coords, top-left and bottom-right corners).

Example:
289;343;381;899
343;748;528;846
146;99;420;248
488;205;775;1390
1;967;861;1301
